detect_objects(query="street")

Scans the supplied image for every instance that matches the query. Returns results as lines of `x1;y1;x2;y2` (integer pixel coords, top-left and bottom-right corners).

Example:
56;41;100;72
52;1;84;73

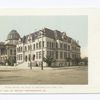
0;66;88;84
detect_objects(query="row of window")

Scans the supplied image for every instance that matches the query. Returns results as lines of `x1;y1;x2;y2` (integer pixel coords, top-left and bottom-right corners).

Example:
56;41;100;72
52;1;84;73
1;49;7;55
72;54;80;58
17;54;23;61
48;51;79;59
10;49;16;55
17;41;72;53
36;51;45;59
17;51;80;61
0;57;7;61
1;56;16;62
55;51;71;59
46;42;71;50
17;51;45;61
1;49;16;55
72;46;80;52
17;41;45;52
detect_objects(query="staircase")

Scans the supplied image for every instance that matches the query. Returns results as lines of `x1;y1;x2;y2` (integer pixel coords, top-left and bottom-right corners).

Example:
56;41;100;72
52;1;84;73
16;62;30;69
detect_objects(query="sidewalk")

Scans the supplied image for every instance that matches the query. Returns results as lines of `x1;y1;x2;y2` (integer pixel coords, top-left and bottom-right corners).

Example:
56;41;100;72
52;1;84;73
0;65;87;70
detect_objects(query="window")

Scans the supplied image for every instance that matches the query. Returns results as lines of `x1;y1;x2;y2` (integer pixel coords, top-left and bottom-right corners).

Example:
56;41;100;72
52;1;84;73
25;56;27;62
56;51;58;59
39;51;41;59
17;55;19;60
36;43;38;49
39;41;41;49
66;44;67;50
30;45;32;50
20;54;22;60
52;51;54;58
43;51;45;57
25;46;27;51
14;50;16;55
47;42;49;48
21;47;22;52
36;52;38;59
19;55;20;60
50;42;51;48
64;52;67;59
60;43;62;48
42;41;44;48
18;47;20;52
68;45;70;51
68;53;70;58
64;44;67;50
64;44;65;49
29;54;31;61
47;51;49;56
10;49;12;55
52;42;53;48
28;45;30;51
33;44;35;50
49;51;51;56
56;42;58;48
33;54;35;60
60;52;63;59
17;48;19;52
68;38;71;43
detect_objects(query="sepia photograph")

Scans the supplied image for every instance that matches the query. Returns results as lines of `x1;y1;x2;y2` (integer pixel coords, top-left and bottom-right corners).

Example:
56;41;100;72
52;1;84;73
0;15;88;85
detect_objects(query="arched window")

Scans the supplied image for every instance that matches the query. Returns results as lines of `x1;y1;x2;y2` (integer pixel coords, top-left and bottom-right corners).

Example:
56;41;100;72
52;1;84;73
10;49;12;55
56;42;58;48
36;43;38;49
25;56;27;62
39;41;41;49
29;54;31;61
42;41;44;48
25;46;27;51
33;54;35;60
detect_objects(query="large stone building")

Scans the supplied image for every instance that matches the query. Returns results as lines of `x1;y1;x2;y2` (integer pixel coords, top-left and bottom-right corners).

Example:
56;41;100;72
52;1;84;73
16;28;81;67
0;30;20;65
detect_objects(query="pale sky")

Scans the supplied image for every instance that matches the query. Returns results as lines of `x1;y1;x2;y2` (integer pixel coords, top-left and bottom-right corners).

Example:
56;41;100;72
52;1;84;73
0;16;88;57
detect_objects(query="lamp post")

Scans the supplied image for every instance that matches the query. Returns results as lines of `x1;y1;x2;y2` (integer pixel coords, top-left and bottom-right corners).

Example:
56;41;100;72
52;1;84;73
40;30;44;70
28;36;32;70
22;36;25;63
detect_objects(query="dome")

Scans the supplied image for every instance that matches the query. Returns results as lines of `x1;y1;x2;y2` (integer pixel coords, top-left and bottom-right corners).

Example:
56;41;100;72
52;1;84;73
7;30;20;40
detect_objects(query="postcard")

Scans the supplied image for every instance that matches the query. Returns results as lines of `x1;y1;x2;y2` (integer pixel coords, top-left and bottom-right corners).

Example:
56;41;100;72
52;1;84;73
0;8;99;93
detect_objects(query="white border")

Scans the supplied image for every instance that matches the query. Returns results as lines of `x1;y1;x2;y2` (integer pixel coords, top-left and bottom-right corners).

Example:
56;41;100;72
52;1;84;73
0;0;100;8
0;8;99;93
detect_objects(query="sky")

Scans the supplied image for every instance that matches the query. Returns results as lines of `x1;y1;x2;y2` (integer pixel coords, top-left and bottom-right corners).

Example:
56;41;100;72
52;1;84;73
0;16;88;57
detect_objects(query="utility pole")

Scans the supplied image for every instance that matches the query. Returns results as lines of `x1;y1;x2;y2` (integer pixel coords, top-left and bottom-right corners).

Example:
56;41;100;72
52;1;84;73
40;30;44;70
28;36;32;70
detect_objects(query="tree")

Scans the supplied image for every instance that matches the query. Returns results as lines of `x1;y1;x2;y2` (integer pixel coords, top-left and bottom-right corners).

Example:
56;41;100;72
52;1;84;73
5;57;16;66
43;56;56;67
74;58;81;66
82;57;88;66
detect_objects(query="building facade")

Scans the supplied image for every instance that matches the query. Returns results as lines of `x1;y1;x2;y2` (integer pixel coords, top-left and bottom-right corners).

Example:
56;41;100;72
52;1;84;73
0;30;20;65
16;28;81;67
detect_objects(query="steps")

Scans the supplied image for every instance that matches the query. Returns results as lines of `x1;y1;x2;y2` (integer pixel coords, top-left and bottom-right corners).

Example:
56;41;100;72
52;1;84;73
16;62;30;69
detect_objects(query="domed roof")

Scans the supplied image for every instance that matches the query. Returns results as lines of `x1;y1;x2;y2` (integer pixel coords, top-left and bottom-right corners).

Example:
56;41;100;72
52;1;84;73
7;30;20;40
